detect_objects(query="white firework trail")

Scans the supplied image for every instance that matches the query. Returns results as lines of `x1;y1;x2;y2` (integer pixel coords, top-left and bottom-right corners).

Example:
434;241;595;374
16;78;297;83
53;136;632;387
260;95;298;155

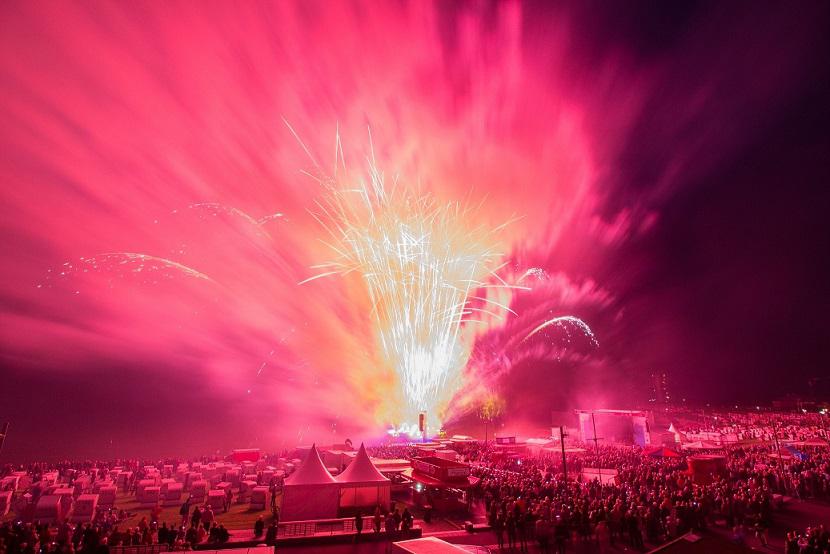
300;136;520;423
42;252;213;288
523;315;598;347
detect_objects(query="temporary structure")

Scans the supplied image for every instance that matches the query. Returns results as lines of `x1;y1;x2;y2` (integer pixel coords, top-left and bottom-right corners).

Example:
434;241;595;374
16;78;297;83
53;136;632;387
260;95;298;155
189;480;209;503
207;490;226;513
250;486;271;511
336;443;390;512
137;486;160;507
281;444;339;521
69;494;98;523
98;486;117;508
163;483;184;506
34;495;64;524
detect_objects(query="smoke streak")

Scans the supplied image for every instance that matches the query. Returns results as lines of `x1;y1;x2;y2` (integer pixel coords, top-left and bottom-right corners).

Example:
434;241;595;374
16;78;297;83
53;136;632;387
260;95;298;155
0;0;825;458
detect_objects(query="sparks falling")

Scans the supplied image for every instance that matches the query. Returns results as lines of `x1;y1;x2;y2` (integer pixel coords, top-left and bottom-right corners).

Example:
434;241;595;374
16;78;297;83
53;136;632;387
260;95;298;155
301;152;513;425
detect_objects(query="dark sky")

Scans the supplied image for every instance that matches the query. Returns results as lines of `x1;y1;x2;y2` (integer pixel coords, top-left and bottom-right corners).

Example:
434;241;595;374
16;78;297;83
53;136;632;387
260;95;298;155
598;2;830;404
1;1;828;461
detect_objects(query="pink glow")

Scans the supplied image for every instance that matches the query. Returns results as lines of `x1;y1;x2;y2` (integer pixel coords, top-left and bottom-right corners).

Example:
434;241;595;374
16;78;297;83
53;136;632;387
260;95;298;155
0;1;822;456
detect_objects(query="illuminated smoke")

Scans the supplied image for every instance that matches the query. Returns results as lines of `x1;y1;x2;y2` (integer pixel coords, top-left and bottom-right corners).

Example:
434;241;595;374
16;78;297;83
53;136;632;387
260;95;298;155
301;146;518;426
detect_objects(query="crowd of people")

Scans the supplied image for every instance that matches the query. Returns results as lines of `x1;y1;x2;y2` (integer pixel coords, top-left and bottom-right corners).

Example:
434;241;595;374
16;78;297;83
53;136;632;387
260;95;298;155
0;457;288;554
0;515;235;554
676;409;829;444
458;418;829;552
1;410;828;553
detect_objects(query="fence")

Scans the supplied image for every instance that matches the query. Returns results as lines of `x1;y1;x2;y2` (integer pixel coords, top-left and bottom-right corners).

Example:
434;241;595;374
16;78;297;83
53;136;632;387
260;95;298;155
277;516;377;538
110;545;169;554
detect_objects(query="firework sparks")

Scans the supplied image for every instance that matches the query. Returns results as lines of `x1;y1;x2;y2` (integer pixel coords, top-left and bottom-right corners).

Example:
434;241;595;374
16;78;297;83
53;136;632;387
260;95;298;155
524;315;598;347
302;152;514;425
42;252;213;288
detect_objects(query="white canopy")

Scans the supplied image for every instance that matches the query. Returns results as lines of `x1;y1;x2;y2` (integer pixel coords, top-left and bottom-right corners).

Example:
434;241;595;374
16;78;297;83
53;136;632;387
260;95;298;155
285;444;337;485
336;444;389;484
336;443;390;510
281;444;340;521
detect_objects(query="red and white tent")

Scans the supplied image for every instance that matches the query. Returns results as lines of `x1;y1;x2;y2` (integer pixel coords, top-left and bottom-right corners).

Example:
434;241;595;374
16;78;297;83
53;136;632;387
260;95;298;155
281;444;339;521
336;443;390;511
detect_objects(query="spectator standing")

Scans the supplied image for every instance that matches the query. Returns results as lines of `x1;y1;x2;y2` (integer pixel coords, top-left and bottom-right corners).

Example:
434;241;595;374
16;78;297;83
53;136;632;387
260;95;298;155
354;510;363;541
179;498;190;527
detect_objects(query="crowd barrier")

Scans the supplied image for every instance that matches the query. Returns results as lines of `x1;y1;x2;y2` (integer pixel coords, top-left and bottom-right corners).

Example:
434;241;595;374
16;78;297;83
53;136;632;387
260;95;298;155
277;515;375;538
110;545;169;554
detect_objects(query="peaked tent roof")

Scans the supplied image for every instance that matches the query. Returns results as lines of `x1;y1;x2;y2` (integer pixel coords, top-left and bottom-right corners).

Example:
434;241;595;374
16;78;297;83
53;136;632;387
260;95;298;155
647;447;680;458
284;444;337;485
336;443;390;483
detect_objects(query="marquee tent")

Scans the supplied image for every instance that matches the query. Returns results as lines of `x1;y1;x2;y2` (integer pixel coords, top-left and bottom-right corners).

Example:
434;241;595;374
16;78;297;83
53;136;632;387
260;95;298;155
281;444;339;521
336;443;390;512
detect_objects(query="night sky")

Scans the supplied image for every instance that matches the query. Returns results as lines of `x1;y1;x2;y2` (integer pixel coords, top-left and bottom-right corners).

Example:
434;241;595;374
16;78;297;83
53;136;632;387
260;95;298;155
1;1;828;461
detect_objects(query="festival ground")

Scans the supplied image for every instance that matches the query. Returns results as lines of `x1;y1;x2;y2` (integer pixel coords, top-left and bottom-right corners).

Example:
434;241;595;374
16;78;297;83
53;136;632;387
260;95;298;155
3;407;829;554
279;499;830;553
16;484;825;553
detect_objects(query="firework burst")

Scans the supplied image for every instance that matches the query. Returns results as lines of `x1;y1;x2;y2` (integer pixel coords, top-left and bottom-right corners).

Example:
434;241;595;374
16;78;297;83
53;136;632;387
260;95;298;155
301;140;516;426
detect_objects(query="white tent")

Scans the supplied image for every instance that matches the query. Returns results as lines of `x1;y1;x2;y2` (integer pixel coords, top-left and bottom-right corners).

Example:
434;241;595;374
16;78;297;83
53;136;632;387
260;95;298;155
281;444;340;521
336;443;390;512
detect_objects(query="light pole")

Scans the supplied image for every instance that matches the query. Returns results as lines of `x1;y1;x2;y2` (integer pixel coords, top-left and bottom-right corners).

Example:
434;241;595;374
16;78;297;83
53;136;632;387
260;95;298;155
772;420;785;492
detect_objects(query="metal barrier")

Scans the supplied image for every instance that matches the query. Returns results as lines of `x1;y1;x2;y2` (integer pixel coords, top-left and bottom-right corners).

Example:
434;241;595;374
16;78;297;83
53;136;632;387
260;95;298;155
277;516;376;538
457;546;492;554
110;545;169;554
